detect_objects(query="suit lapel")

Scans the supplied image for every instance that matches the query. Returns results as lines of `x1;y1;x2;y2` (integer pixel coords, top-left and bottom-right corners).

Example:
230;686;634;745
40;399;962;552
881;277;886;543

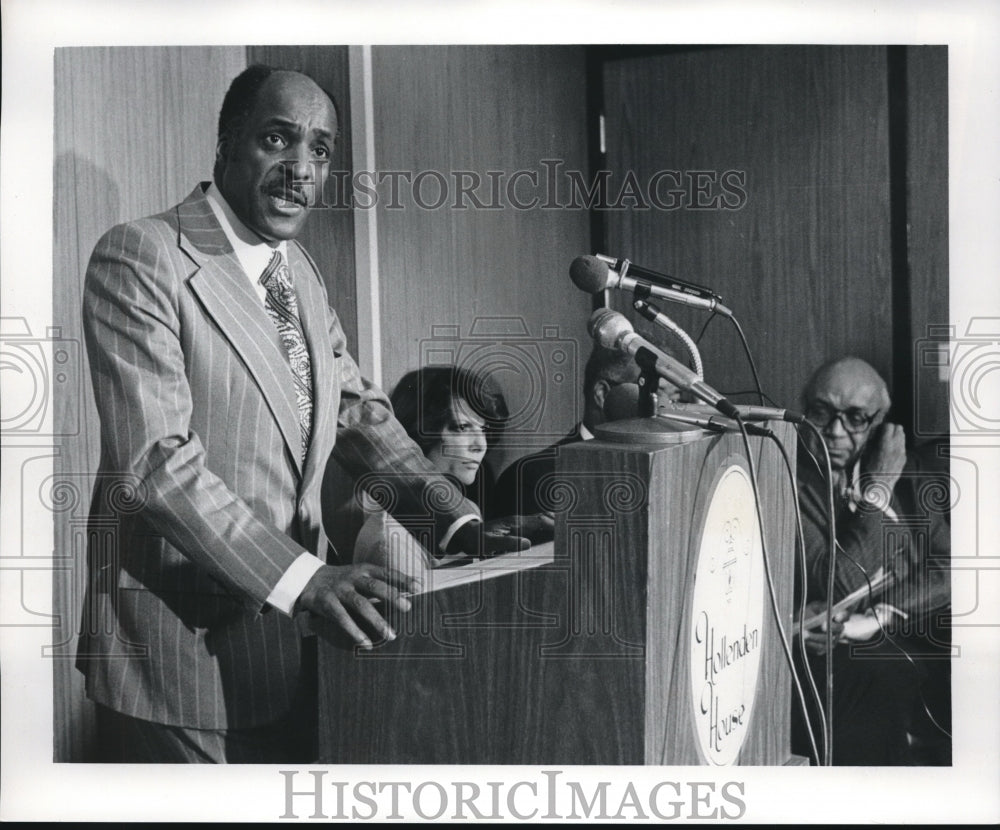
178;187;305;473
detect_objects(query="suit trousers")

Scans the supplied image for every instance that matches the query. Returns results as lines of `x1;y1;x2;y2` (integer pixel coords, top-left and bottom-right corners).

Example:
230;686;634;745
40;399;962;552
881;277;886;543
92;637;318;763
791;635;923;766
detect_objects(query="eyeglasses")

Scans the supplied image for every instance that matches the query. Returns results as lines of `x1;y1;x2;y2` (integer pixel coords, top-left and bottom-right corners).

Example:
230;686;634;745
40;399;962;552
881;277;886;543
804;403;881;434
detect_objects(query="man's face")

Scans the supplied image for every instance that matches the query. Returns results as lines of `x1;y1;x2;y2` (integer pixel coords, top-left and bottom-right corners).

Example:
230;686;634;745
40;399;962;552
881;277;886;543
804;367;884;471
216;72;337;243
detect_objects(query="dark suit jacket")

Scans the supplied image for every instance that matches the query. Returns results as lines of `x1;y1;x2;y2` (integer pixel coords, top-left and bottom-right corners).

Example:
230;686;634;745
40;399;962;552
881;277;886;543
488;426;584;519
77;184;477;729
797;448;950;622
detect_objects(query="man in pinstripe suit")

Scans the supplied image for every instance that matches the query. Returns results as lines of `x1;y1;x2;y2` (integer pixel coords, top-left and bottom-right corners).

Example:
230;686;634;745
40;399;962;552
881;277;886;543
76;65;525;762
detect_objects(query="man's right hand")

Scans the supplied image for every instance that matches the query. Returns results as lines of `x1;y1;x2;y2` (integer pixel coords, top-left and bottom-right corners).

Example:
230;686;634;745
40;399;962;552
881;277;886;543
296;564;419;649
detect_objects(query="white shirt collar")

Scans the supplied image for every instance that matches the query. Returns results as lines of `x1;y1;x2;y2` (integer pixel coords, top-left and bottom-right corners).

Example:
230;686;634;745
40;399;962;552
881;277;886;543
842;459;862;504
205;183;287;296
578;423;594;441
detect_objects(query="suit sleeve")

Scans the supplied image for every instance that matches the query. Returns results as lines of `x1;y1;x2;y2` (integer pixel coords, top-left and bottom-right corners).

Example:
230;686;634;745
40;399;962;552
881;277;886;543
887;457;951;619
320;305;480;552
798;457;951;618
83;222;306;609
799;469;892;606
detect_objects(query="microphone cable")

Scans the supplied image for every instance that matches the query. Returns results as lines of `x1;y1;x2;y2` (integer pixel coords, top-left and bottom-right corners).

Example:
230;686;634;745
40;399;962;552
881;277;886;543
798;420;838;766
694;309;766;407
770;425;829;767
732;415;824;766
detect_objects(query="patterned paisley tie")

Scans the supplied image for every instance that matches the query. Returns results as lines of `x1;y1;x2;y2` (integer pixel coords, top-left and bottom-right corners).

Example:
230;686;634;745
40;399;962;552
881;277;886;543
259;250;313;458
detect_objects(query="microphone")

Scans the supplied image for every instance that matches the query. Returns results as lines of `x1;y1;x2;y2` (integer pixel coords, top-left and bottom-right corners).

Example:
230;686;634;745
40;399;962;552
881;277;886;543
732;404;805;424
597;254;721;301
658;399;805;424
656;410;774;437
588;308;740;419
570;254;733;317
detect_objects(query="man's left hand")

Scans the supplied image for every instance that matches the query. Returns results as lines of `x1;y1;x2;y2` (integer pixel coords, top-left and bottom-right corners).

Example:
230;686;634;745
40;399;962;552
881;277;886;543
798;600;849;655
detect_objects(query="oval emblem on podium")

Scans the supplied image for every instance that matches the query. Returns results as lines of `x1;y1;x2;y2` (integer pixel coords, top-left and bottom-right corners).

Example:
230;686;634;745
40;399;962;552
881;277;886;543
688;462;765;765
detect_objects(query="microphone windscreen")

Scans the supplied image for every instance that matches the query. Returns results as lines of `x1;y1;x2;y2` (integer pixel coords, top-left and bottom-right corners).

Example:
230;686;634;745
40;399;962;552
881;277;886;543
569;255;610;293
587;308;633;350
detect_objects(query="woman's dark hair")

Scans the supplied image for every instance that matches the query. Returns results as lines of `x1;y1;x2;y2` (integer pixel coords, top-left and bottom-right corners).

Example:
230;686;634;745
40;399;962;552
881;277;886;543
390;365;508;456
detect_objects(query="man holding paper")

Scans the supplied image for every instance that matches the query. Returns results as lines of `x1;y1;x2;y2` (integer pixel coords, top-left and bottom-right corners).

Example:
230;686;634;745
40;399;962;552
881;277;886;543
794;357;951;765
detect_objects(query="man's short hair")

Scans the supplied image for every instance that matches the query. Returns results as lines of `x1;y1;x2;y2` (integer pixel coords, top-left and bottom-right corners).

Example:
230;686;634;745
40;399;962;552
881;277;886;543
800;356;892;411
216;64;341;147
217;64;278;146
582;345;638;398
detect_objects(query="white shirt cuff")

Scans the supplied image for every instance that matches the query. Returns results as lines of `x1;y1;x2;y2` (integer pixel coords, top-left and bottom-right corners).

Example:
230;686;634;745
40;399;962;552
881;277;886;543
267;552;325;616
439;514;481;553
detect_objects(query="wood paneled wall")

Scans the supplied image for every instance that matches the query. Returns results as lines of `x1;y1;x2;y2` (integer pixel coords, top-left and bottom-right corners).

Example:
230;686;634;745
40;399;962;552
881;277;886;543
370;46;593;474
53;46;247;761
905;46;949;440
602;46;895;414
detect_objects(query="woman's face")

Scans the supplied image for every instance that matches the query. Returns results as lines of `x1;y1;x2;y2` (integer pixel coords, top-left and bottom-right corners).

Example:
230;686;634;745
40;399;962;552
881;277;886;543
425;397;488;486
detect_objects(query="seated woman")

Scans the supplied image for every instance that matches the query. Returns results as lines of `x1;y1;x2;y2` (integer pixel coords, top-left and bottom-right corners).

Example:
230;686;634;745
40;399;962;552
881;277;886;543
353;365;547;581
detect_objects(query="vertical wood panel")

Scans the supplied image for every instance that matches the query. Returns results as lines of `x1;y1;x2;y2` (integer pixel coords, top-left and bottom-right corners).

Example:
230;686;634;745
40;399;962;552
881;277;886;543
905;47;950;441
53;45;246;761
247;46;358;357
371;46;592;475
603;46;893;412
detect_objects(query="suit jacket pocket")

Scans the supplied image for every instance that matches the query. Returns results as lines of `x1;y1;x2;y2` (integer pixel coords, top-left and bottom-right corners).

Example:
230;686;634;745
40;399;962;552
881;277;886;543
116;532;235;597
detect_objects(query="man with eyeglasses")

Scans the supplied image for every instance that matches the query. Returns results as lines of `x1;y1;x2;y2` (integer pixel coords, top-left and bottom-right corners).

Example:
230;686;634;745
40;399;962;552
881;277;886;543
793;356;951;765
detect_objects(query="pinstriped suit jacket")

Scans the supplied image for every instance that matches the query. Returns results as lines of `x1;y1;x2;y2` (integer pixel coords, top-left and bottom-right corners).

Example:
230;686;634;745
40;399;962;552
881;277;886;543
77;184;477;729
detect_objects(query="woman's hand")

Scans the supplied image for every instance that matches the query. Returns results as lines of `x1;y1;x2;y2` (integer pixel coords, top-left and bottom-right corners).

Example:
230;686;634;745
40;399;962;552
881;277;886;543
444;519;530;560
485;513;555;545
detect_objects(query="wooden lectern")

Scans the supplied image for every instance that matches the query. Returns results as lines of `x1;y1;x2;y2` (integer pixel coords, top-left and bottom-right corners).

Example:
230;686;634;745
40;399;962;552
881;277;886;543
317;418;802;765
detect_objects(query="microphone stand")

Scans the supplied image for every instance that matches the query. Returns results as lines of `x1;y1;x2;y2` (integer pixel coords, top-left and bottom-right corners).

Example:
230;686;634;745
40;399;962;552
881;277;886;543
634;348;661;418
633;299;705;379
